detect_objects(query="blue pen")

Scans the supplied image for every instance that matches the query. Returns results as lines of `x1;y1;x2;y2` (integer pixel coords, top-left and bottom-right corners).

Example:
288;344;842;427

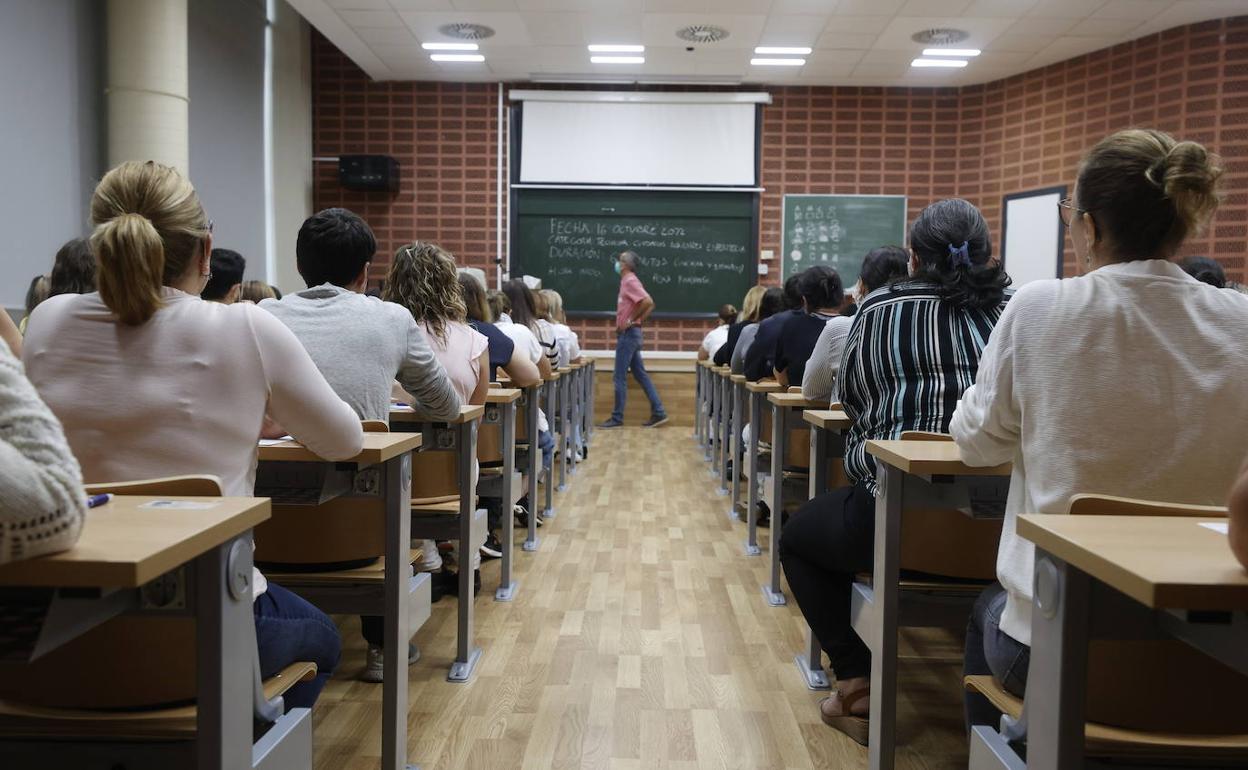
86;493;113;509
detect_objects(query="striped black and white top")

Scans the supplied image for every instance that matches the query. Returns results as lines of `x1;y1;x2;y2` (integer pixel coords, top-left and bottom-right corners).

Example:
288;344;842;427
836;279;1010;495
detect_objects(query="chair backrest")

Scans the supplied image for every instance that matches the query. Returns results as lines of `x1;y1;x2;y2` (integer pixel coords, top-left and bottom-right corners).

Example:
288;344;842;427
1069;494;1228;518
0;476;218;710
1067;494;1245;733
362;419;390;433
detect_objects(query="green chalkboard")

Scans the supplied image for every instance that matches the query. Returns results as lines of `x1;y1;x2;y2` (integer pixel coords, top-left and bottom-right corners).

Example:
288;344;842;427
781;195;907;287
511;189;757;317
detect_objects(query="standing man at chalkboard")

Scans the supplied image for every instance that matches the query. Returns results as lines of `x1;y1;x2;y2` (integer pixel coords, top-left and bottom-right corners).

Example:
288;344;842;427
599;250;668;428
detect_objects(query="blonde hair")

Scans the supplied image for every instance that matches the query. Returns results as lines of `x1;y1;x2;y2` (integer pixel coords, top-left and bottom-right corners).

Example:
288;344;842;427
487;290;510;321
1077;129;1222;260
540;289;566;323
239;280;277;303
383;241;466;343
90;161;210;325
739;285;767;322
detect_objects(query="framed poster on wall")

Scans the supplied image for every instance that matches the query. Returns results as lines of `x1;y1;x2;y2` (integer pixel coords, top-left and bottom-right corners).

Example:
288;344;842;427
1001;186;1067;286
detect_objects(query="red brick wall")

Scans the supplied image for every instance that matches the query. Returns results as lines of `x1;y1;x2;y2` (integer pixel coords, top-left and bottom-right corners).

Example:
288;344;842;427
313;16;1248;351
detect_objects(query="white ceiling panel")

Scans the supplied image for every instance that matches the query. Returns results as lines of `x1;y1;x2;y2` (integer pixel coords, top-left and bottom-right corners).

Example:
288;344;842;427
285;0;1241;86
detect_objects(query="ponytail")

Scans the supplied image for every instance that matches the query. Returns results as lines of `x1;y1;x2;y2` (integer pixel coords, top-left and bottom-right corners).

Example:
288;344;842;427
93;213;166;325
89;161;209;326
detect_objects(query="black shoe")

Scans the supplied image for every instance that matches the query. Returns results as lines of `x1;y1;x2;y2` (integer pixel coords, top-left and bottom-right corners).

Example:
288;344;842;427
643;414;669;428
480;533;503;560
755;501;771;528
597;418;624;428
436;568;482;597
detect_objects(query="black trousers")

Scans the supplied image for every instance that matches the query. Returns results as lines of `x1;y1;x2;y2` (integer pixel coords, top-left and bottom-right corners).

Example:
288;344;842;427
778;481;876;680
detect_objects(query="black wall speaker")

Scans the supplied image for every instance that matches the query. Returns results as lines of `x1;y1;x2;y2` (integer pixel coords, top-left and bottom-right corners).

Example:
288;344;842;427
338;155;399;193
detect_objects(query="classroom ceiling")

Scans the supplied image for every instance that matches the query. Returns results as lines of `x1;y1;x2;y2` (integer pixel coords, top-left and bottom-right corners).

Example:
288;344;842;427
290;0;1242;87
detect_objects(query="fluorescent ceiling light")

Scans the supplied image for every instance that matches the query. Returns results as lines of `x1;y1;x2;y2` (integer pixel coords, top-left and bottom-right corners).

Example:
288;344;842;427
591;56;645;64
922;48;980;57
754;46;812;55
588;44;644;53
751;57;805;66
911;58;968;68
431;53;485;62
422;42;478;51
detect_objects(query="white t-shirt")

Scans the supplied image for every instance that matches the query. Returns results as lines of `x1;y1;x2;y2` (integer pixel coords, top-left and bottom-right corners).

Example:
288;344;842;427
551;323;581;368
496;318;549;432
701;324;730;357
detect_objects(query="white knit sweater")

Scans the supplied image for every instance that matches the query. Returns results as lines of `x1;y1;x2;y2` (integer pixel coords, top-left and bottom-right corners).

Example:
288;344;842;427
951;260;1248;646
0;343;85;564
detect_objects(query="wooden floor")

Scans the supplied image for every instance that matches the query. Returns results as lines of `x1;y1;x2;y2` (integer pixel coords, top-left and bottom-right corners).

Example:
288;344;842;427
314;426;970;769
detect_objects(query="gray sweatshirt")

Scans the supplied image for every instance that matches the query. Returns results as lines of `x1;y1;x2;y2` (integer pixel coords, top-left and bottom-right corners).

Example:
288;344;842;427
261;285;461;422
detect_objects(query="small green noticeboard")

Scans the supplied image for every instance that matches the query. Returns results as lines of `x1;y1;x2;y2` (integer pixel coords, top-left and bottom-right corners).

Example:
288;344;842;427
780;195;907;287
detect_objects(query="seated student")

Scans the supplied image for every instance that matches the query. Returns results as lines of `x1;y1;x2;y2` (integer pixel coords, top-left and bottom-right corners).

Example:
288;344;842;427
241;279;278;303
1232;459;1248;571
541;289;582;368
951;129;1248;728
22;275;50;335
201;248;245;303
459;273;540;387
487;289;509;323
778;198;1012;744
802;246;909;402
22;160;363;710
743;273;804;382
1179;254;1227;288
0;319;86;566
714;285;766;367
49;238;97;298
526;286;561;371
773;266;843;388
732;287;783;376
697;304;737;362
260;210;461;682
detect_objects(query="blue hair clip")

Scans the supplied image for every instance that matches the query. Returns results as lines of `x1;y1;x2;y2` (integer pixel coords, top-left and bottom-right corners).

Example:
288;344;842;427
948;241;971;268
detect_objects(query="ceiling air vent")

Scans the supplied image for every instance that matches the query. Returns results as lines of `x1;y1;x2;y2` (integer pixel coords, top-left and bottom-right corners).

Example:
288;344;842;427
438;23;496;41
911;28;970;46
677;24;730;44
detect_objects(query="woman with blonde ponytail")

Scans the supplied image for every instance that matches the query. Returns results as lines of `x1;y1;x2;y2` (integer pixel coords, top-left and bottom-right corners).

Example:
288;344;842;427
954;129;1248;731
21;160;366;710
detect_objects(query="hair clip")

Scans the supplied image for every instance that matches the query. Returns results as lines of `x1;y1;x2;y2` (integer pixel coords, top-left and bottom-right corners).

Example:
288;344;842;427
948;241;972;268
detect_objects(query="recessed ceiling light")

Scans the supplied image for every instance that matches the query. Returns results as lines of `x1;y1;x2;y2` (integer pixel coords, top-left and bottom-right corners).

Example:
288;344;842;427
431;53;485;62
422;42;479;51
751;57;805;66
588;44;644;53
754;46;812;55
591;56;645;64
911;58;968;68
922;48;980;57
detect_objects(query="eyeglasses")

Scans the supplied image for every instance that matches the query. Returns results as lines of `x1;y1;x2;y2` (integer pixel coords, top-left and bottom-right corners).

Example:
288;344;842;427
1057;198;1087;227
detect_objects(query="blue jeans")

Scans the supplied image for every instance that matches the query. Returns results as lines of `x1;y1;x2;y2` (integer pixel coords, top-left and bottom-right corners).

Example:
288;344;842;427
254;581;341;711
611;326;665;422
963;582;1031;729
538;428;555;470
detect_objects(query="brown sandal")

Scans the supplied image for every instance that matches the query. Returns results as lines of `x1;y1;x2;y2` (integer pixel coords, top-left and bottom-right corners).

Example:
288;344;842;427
819;688;870;746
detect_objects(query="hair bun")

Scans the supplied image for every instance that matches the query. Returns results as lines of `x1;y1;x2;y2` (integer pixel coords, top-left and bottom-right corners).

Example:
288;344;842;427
1150;140;1223;235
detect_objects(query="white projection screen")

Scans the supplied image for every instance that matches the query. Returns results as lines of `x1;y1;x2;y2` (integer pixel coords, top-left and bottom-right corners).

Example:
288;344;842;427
1001;186;1066;287
516;93;761;187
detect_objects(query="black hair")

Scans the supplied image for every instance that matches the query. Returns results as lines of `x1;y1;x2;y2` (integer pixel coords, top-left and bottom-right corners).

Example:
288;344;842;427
296;207;376;288
797;265;843;311
717;303;737;324
908;198;1010;310
49;238;97;297
502;279;540;330
758;287;785;320
271;286;283;300
24;274;49;318
859;245;910;293
781;273;803;310
1178;255;1226;289
201;248;246;300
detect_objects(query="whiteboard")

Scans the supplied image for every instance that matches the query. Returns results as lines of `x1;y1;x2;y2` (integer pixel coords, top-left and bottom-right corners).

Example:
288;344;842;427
1001;187;1066;287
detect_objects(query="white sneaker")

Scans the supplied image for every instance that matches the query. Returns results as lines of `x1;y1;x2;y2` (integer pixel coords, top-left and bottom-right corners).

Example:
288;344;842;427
361;642;420;683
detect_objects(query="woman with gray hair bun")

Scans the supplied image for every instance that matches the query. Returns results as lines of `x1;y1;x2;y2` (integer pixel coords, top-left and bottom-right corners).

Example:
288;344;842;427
778;197;1013;745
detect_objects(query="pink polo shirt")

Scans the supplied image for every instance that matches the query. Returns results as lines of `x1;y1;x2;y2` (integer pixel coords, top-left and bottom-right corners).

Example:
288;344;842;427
616;272;650;330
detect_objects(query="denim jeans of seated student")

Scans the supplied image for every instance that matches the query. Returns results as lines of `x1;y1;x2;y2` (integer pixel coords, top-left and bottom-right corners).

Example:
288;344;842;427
611;326;666;423
538;428;555;470
253;581;341;711
964;582;1031;731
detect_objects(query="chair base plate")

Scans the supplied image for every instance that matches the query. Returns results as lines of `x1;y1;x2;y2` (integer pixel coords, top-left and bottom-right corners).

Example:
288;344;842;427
794;654;831;690
494;580;518;602
762;584;787;607
447;646;483;683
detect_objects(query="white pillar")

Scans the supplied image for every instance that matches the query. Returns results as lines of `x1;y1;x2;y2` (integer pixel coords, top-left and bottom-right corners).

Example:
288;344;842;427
106;0;189;172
